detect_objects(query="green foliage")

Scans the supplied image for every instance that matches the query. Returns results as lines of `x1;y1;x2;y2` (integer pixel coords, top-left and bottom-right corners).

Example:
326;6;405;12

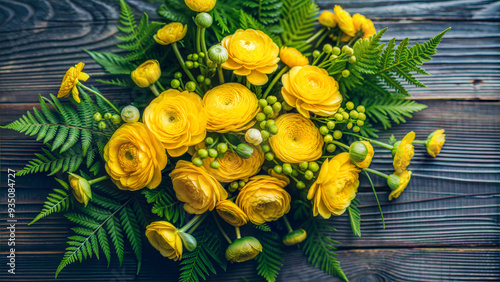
142;183;185;225
210;0;243;41
29;178;73;225
254;228;284;282
55;177;149;278
179;216;227;282
238;11;282;45
347;198;361;237
375;27;451;95
157;0;194;24
242;0;282;25
280;0;319;52
82;50;136;74
364;97;428;129
253;223;272;232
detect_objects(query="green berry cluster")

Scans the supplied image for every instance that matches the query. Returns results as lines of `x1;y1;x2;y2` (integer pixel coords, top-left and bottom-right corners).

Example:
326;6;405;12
93;111;120;130
170;52;213;92
229;177;249;192
191;136;228;169
256;95;281;140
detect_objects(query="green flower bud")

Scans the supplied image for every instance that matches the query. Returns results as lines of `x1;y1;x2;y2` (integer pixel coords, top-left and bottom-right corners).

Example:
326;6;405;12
217;143;228;154
268;125;279;135
332;46;341;56
187;54;193;61
98;121;107;130
239;181;246;188
263;105;274;116
282;163;293;175
357;120;364;126
304;170;314;180
308;162;319;172
350;110;359;119
204;78;211;85
282;101;294;111
342;70;350;77
272;102;282;113
349;141;368;163
265;152;275;161
208;148;218;158
387;174;401;191
198;52;205;58
198;149;209;159
229;181;239;192
342;111;350;120
323;44;333;53
185;81;197;92
319;126;329;135
347;122;353;129
333;130;343;140
327;121;336;130
266;96;278;104
236;143;254;159
185;61;194;69
326;143;336;153
349;56;357;64
330;54;338;60
260;121;268;129
273;164;283;174
334;113;343;121
291;169;299;177
197;75;205;83
208;45;229;64
282;229;307;246
256;112;266;121
358;112;366;121
171;79;181;89
299;161;309;171
346;101;354;110
195;12;213;28
258;99;268;108
266;120;276;127
205;137;214;145
312;50;321;58
93;112;102;122
225;236;262;263
323;134;333;143
192;53;199;61
178;231;197;252
210;160;220;169
193;62;199;68
261;130;270;140
104;113;112;119
261;144;271;152
174;72;182;79
353;126;360;132
296;181;306;189
192;157;203;167
357;105;365;113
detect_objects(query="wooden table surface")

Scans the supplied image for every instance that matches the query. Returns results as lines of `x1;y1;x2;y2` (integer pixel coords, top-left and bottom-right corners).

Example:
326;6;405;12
0;0;499;281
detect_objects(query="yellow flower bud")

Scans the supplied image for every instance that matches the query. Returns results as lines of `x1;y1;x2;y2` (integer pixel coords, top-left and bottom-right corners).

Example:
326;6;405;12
245;128;263;146
282;229;307;246
68;173;92;206
216;200;248;226
154;22;188;45
121;105;140;123
393;131;415;173
389;170;412;200
57;62;89;103
279;46;309;68
131;60;161;88
225;236;262;263
333;5;356;37
426;129;445;157
185;0;216;12
318;11;336;28
145;221;183;261
352;14;376;39
350;141;374;168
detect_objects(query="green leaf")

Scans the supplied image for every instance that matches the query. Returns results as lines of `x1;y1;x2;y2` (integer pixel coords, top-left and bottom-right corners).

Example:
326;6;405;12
238;11;282;46
347;198;361;237
83;50;136;74
29;179;72;225
364;97;428;129
280;0;319;52
255;228;284;282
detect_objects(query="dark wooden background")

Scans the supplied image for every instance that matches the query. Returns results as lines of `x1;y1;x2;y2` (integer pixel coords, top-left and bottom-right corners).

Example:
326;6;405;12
0;0;499;281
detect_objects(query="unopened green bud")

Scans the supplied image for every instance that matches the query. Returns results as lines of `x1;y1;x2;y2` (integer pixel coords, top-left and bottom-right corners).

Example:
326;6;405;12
178;231;197;251
282;229;307;246
217;143;228;154
195;12;213;28
326;143;336;153
266;96;277;104
323;44;333;54
98;121;106;130
342;70;350;77
333;130;343;140
93;112;102;122
387;174;401;191
312;50;321;58
197;75;205;82
272;102;282;113
327;121;336;130
121;106;140;123
104;113;112;119
349;141;368;163
308;162;319;172
269;125;279;135
358;112;366;121
208;148;218;158
208;45;229;64
346;101;354;110
174;72;182;79
304;170;314;180
263;105;274;115
260;130;270;139
350;110;359;119
347;122;353;129
282;163;293;175
324;134;333;143
262;144;271;152
171;79;181;88
342;111;350;120
353;126;360;132
225;237;262;263
265;152;274;161
198;149;209;159
334;113;343;121
236;143;254;159
349;56;356;64
229;181;239;192
319;126;329;135
192;157;203;167
273;164;282;174
205;137;214;145
256;112;266;121
296;181;306;189
185;61;194;69
210;160;220;169
185;81;196;92
332;46;341;56
258;99;268;108
299;161;309;171
357;105;365;113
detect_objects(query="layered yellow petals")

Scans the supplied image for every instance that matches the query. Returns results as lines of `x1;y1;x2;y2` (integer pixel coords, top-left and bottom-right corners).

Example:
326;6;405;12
68;173;92;206
280;46;309;68
57;62;89;103
355;141;374;168
221;29;280;85
353;13;376;39
333;5;356;37
318;11;336;28
202;145;264;183
169;161;227;214
104;122;168;191
307;153;360;219
145;221;183;261
154;22;187;45
236;176;291;225
393;131;415;173
269;113;324;163
203;83;259;133
216;200;248;226
389;170;412;200
144;89;207;157
281;66;342;118
427;129;445;157
131;60;161;88
184;0;216;12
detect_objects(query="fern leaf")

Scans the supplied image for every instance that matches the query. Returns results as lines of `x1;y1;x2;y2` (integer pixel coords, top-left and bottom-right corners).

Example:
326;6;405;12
98;227;111;267
83;50;136;75
364;97;428;129
96;78;136;88
280;0;318;52
348;198;361;237
255;229;284;282
107;216;125;266
157;0;194;24
239;11;282;46
29;178;72;225
142;184;184;224
120;206;143;274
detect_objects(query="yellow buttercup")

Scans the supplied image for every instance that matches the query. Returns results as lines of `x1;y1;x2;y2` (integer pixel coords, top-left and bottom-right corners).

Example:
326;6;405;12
333;5;356;37
279;46;309;68
57;62;89;103
145;221;183;261
131;60;161;88
393;131;415;173
154;22;188;45
216;200;248;226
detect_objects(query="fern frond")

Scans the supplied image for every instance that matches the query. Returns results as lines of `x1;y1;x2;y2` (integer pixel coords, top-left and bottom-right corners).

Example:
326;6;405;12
120;205;143;274
157;0;194;24
29;178;73;225
239;11;282;45
255;228;284;282
364;97;428;129
348;198;361;237
254;223;272;232
83;50;136;75
280;0;318;52
142;184;184;224
242;0;283;25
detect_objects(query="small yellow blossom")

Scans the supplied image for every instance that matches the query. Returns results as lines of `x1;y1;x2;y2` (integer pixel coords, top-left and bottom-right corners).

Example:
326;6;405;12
57;62;89;103
280;46;309;68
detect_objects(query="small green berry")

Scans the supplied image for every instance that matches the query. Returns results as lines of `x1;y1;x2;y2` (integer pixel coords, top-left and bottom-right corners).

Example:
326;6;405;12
346;102;354;110
111;114;121;124
358;112;366;121
265;152;274;161
353;126;361;132
268;125;279;135
342;111;350;120
258;99;268;108
312;50;321;58
104;113;112;120
349;56;356;64
192;157;203;167
93;112;102;122
266;120;276;127
334;113;343;121
193;62;199;68
192;54;199;61
205;137;214;145
308;162;319;172
333;130;343;139
198;149;209;159
274;165;283;174
208;148;218;158
324;134;333;143
338;108;344;113
347;122;353;129
263;105;274;116
210;160;220;169
256;112;266;121
262;144;271;152
187;54;193;60
327;121;335;130
282;163;293;175
204;78;211;85
342;70;350;77
229;181;239;192
299;161;309;171
238;181;246;188
170;79;181;88
357;120;364;126
185;81;196;92
185;61;194;69
357;105;365;113
319;126;329;135
266;96;277;104
323;44;333;53
174;72;182;79
260;121;268;129
326;144;336;153
217;143;228;154
332;46;341;56
197;75;205;83
350;110;359;119
329;54;338;60
292;169;299;177
296;181;306;189
98;121;107;129
199;52;205;58
272;102;282;113
304;170;314;180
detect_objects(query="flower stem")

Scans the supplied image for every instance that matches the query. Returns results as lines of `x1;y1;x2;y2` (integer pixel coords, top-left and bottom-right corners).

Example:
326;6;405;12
306;27;326;44
262;66;289;98
347;35;360;46
235;226;241;239
217;65;225;84
149;84;160;96
172;42;199;88
77;83;120;114
330;140;350;150
363;170;385;229
156;81;165;92
335;30;343;47
412;140;427;145
88;175;109;185
315;29;331;48
283;215;293;233
343;132;394;150
196;26;202;54
213;213;232;244
188;213;208;234
364;167;390;179
179;214;203;233
201;28;208;63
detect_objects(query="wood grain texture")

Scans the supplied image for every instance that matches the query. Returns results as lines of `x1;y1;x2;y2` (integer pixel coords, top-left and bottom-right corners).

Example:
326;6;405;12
0;0;499;281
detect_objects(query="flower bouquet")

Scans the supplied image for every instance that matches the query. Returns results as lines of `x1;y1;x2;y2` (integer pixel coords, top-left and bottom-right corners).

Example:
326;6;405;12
1;0;449;281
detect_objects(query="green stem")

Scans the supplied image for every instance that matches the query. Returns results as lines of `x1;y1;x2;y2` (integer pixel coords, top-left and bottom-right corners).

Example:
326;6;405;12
88;175;109;185
196;26;202;54
188;213;208;234
149;84;160;96
217;65;225;84
335;30;342;47
172;42;199;88
213;213;232;244
77;83;120;114
315;29;331;48
245;79;251;89
283;215;293;233
179;214;203;233
330;140;350;150
343;132;394;150
306;27;326;43
413;140;427;145
156;81;165;92
364;167;390;179
235;226;241;239
201;28;208;63
312;51;325;66
262;66;289;98
364;170;385;229
347;35;360;46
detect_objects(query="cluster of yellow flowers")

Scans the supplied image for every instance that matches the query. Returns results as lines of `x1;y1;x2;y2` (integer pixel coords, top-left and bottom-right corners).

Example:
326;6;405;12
57;0;447;266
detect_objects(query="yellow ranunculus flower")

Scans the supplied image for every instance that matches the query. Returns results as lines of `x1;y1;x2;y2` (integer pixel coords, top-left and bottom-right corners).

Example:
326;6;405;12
281;65;342;118
144;89;207;157
184;0;216;12
169;161;228;214
333;5;356;37
269;113;324;163
393;131;415;173
307;153;360;218
203;83;259;133
216;200;248;226
280;46;309;68
355;141;374;168
352;14;376;39
389;170;412;200
57;62;89;103
145;221;183;261
235;176;291;225
318;11;336;28
202;145;264;183
104;122;168;191
154;22;188;45
426;129;445;157
68;173;92;206
131;60;161;88
221;29;280;85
